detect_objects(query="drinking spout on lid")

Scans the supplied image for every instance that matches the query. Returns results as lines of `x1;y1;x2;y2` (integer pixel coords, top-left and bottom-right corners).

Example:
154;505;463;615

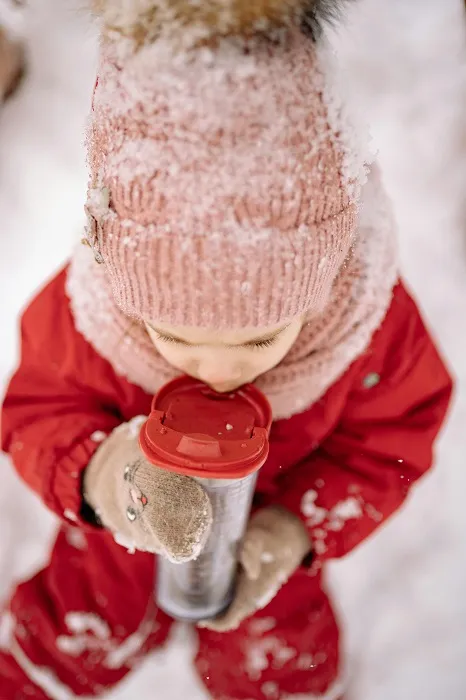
176;434;222;459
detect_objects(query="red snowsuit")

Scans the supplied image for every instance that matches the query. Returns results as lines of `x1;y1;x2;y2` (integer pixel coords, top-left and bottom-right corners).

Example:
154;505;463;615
0;270;452;700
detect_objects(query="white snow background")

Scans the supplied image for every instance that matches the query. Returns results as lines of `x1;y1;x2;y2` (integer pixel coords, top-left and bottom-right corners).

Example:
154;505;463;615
0;0;465;698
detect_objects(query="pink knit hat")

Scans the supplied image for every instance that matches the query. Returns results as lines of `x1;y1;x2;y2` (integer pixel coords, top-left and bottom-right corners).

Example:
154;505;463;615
85;8;363;329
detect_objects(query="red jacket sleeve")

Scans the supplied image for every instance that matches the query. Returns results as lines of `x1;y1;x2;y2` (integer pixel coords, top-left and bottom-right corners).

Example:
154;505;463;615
1;270;123;528
275;284;453;569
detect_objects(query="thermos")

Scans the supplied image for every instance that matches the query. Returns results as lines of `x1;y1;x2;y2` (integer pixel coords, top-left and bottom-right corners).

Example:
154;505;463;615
139;376;272;621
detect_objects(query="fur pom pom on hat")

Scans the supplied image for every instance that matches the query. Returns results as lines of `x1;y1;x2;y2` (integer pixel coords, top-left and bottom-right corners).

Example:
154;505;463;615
83;0;367;329
91;0;352;42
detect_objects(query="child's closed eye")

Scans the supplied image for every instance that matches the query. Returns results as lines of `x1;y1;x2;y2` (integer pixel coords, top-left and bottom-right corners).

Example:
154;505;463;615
245;337;278;350
155;333;190;347
152;329;283;351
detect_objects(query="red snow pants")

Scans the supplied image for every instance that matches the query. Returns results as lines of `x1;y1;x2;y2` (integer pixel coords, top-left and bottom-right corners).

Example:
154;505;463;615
0;525;342;699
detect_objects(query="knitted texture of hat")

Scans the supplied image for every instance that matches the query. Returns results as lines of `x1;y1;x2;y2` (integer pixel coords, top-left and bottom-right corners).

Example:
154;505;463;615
84;0;368;328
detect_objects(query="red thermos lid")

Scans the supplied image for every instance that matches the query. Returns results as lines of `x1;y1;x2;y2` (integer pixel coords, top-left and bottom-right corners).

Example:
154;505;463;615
139;376;272;479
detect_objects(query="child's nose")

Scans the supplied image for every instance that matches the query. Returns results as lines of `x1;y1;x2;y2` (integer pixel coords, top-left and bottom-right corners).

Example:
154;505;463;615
197;361;242;390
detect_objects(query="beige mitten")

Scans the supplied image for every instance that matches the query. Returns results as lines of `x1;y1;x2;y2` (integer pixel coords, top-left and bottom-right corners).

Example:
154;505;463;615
200;506;311;632
84;417;213;562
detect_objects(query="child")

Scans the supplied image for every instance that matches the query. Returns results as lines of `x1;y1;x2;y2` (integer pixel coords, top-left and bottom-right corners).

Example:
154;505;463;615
0;1;452;698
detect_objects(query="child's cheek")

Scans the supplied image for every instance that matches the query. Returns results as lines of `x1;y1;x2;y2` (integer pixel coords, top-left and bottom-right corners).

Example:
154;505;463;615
154;343;192;374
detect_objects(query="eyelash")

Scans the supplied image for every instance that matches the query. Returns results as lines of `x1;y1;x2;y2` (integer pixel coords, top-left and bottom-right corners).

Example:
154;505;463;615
155;334;277;350
156;334;187;346
248;338;277;350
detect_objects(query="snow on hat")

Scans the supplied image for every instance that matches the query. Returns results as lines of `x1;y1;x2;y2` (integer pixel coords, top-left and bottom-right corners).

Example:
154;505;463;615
85;0;367;329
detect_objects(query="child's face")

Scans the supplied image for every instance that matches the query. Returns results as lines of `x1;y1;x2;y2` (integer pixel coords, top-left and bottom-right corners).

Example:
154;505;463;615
145;318;303;392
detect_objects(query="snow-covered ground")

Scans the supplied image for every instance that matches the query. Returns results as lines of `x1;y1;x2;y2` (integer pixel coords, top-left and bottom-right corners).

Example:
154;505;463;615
0;0;465;698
